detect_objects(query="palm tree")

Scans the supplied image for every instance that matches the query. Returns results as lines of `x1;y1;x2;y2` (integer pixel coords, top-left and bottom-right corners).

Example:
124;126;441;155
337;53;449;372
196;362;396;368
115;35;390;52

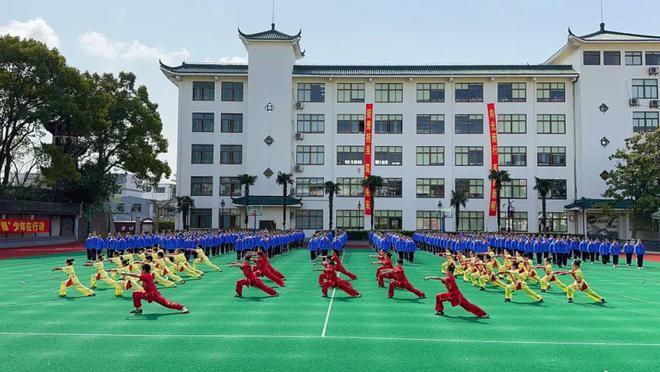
534;177;555;232
361;175;383;230
450;189;468;231
324;181;340;231
488;169;511;231
276;172;294;230
175;195;195;230
238;174;257;228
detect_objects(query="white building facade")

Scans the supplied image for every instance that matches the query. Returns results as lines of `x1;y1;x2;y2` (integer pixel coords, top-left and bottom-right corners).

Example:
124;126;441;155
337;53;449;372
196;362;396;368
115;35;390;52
161;23;660;238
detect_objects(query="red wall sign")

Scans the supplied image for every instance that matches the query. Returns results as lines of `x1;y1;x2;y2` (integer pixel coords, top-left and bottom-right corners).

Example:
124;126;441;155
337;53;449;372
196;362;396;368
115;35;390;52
487;103;499;217
0;219;50;233
364;103;373;216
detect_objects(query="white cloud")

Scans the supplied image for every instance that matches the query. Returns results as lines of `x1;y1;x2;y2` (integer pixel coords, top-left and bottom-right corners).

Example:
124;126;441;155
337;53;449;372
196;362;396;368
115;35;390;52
77;31;189;64
0;18;60;48
203;56;248;64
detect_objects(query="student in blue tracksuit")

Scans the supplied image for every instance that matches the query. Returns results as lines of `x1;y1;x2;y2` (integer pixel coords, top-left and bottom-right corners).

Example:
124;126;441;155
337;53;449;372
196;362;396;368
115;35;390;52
634;239;645;269
599;239;611;265
623;239;634;266
610;239;621;267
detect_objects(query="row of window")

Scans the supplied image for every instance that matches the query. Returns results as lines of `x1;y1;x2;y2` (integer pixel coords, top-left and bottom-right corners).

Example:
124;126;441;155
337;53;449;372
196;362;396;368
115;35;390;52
584;51;660;66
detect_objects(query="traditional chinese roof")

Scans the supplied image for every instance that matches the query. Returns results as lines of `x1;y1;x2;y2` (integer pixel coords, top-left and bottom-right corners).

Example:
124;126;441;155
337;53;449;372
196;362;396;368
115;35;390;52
230;195;302;206
570;23;660;42
564;198;633;210
238;23;301;41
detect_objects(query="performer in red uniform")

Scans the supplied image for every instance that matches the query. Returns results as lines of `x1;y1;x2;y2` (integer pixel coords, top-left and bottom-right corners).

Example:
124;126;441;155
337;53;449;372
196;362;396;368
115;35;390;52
257;248;286;280
331;250;357;280
254;251;285;287
315;260;361;298
371;251;394;287
121;263;188;314
383;259;426;299
425;262;488;318
314;256;331;287
229;255;278;297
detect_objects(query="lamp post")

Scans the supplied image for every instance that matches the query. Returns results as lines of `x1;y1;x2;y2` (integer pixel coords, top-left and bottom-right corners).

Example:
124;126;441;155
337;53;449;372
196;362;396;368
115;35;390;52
220;199;226;230
357;201;362;230
437;200;445;232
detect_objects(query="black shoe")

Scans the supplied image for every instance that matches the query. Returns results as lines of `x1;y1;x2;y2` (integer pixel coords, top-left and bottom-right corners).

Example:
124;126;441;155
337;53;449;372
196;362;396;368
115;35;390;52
480;287;486;291
601;298;607;303
322;294;328;297
538;298;544;303
541;289;546;292
130;308;143;314
435;311;444;316
568;298;574;303
504;298;511;302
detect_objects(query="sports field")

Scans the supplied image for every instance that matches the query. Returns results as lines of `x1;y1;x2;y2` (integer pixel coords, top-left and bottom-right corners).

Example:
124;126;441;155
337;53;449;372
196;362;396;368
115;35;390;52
1;249;659;372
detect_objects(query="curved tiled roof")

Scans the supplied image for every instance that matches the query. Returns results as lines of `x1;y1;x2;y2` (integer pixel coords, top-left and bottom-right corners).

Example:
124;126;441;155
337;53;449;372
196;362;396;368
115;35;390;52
238;23;301;41
231;195;302;206
160;61;247;74
569;23;660;42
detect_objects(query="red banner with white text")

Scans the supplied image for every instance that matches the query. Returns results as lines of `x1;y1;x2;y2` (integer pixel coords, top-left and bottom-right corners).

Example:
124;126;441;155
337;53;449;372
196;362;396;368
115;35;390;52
364;103;373;215
487;103;499;217
0;218;50;234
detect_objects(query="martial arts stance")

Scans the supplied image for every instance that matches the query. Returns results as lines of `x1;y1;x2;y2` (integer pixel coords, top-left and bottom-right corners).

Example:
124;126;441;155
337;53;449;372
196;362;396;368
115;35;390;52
254;251;285;287
229;255;278;297
425;262;488;318
86;255;123;296
382;259;426;299
52;258;95;297
557;260;606;303
315;259;360;298
121;263;189;314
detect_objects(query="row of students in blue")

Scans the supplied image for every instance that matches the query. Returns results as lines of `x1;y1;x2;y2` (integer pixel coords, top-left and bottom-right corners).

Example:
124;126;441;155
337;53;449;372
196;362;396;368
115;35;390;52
234;231;305;260
368;231;418;262
306;231;350;260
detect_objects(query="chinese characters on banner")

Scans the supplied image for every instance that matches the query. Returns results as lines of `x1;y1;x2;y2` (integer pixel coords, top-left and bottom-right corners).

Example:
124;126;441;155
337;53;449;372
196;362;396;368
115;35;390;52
0;219;50;233
487;103;499;217
364;103;373;215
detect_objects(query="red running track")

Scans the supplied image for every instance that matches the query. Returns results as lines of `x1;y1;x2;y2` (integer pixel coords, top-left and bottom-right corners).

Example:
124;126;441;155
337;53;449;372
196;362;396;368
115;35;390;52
0;242;84;259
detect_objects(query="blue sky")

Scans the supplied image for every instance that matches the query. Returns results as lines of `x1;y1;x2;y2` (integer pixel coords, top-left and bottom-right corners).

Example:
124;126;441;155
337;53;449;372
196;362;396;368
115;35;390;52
2;0;658;177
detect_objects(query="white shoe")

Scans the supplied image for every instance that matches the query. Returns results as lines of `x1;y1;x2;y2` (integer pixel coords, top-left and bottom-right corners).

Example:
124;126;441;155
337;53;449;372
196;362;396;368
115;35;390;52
181;307;189;314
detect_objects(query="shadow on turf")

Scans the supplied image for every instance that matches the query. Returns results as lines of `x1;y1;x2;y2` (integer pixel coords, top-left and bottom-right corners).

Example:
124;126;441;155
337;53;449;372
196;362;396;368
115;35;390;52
125;312;182;321
440;314;489;323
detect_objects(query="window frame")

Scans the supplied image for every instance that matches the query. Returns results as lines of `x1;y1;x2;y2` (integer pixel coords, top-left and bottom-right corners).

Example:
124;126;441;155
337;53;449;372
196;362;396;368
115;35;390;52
375;83;403;103
455;83;483;103
583;51;601;65
537;114;566;134
295;177;325;197
297;114;325;134
220;82;243;102
219;145;242;165
374;114;403;134
455;146;484;166
220;113;243;133
416;146;445;166
632;111;659;132
192;112;214;132
296;145;325;165
416;83;445;103
295;209;324;230
336;145;364;165
497;82;527;102
498;146;527;167
191;144;214;164
190;176;213;196
603;51;621;65
374;146;403;166
537;146;567;167
457;211;484;232
337;114;365;134
219;176;242;197
337;83;365;103
416;178;445;198
497;114;527;134
297;83;325;103
537;82;566;103
455;178;484;199
455;114;484;134
192;81;215;101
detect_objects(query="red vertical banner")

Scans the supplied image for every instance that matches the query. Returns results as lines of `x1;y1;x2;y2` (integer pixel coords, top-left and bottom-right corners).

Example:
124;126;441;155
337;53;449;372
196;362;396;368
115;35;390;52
364;103;373;215
487;103;499;217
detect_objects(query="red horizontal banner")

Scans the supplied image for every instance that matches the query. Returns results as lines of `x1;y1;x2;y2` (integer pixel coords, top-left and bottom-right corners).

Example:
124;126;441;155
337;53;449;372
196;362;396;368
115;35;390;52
0;218;50;233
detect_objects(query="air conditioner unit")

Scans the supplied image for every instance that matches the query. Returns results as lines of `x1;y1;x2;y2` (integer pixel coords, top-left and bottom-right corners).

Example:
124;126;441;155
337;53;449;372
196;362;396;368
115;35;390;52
649;67;659;75
295;132;304;141
650;100;660;109
294;165;304;173
295;102;304;110
629;98;639;107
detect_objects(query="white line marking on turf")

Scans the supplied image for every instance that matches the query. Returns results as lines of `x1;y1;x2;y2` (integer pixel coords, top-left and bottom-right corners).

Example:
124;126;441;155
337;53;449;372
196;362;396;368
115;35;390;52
321;288;336;337
2;331;660;347
598;289;660;306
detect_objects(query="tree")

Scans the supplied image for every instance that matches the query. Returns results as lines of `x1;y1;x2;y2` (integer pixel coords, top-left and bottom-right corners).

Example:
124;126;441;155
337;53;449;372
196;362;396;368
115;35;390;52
324;181;340;231
450;189;468;232
361;175;383;230
276;171;294;229
534;177;556;232
238;174;257;228
604;130;660;237
488;169;511;231
176;195;195;230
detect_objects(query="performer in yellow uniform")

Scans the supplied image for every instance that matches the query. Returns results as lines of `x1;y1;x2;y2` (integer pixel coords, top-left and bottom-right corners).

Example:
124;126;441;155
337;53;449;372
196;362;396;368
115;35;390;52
503;261;543;303
192;247;222;272
155;251;185;284
52;258;95;297
520;257;540;285
169;249;203;278
558;260;606;303
454;252;465;276
107;251;124;279
87;255;123;296
479;255;507;290
537;257;570;294
440;251;453;274
108;260;144;292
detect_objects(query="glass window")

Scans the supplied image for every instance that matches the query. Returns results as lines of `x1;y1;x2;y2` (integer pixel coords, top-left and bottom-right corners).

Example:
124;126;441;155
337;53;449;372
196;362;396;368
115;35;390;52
193;81;214;101
221;82;243;101
455;83;483;103
191;177;213;196
219;177;241;196
537;146;566;167
189;209;212;229
416;114;445;134
336;210;363;230
337;114;365;134
498;83;526;102
191;144;214;164
603;51;621;65
295;210;323;230
625;51;642;66
537;114;566;134
500;211;528;232
295;177;325;197
374;210;402;230
416;211;441;230
375;114;403;134
375;83;403;103
297;114;325;133
646;51;660;66
336;145;363;165
455;114;483;134
417;83;445;103
416;146;444;166
537;83;565;102
542;212;567;233
220;145;242;164
221;113;243;133
337;83;365;103
192;113;214;132
499;146;527;166
455;146;483;166
501;179;527;199
583;51;601;65
497;114;527;134
374;146;402;166
131;203;142;213
540;179;567;200
416;178;445;198
632;79;658;99
297;145;324;165
297;83;325;102
633;111;659;132
455;178;484;199
458;211;484;232
219;208;241;229
336;178;363;197
375;178;402;198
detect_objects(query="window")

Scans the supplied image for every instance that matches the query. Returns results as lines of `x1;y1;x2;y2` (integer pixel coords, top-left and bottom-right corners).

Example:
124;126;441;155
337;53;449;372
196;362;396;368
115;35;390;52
297;83;325;102
297;114;325;133
337;83;365;103
455;114;483;134
646;51;660;65
375;178;402;197
632;79;658;99
500;211;528;232
154;187;166;194
416;178;445;198
220;145;242;164
499;146;527;166
221;113;243;133
337;114;364;134
498;83;526;102
604;51;621;65
416;211;441;230
192;113;214;132
455;178;484;199
455;146;483;166
219;208;241;229
297;145;324;165
583;51;601;65
336;178;363;197
375;114;403;134
458;211;484;232
336;146;363;165
543;212;567;233
193;81;214;101
219;177;241;196
295;177;325;197
191;144;214;164
455;83;483;103
336;210;363;230
498;114;527;134
537;146;566;166
416;114;445;134
374;210;402;230
417;83;445;103
537;83;565;102
375;83;403;103
295;210;323;230
416;146;445;166
537;114;566;134
541;179;567;200
131;203;142;213
115;203;125;213
191;176;213;196
190;209;212;228
375;146;402;166
221;82;243;101
633;112;659;132
625;51;642;66
501;179;527;199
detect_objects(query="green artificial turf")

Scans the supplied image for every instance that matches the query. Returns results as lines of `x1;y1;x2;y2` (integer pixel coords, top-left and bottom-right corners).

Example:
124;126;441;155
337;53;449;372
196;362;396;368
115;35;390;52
0;249;659;372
